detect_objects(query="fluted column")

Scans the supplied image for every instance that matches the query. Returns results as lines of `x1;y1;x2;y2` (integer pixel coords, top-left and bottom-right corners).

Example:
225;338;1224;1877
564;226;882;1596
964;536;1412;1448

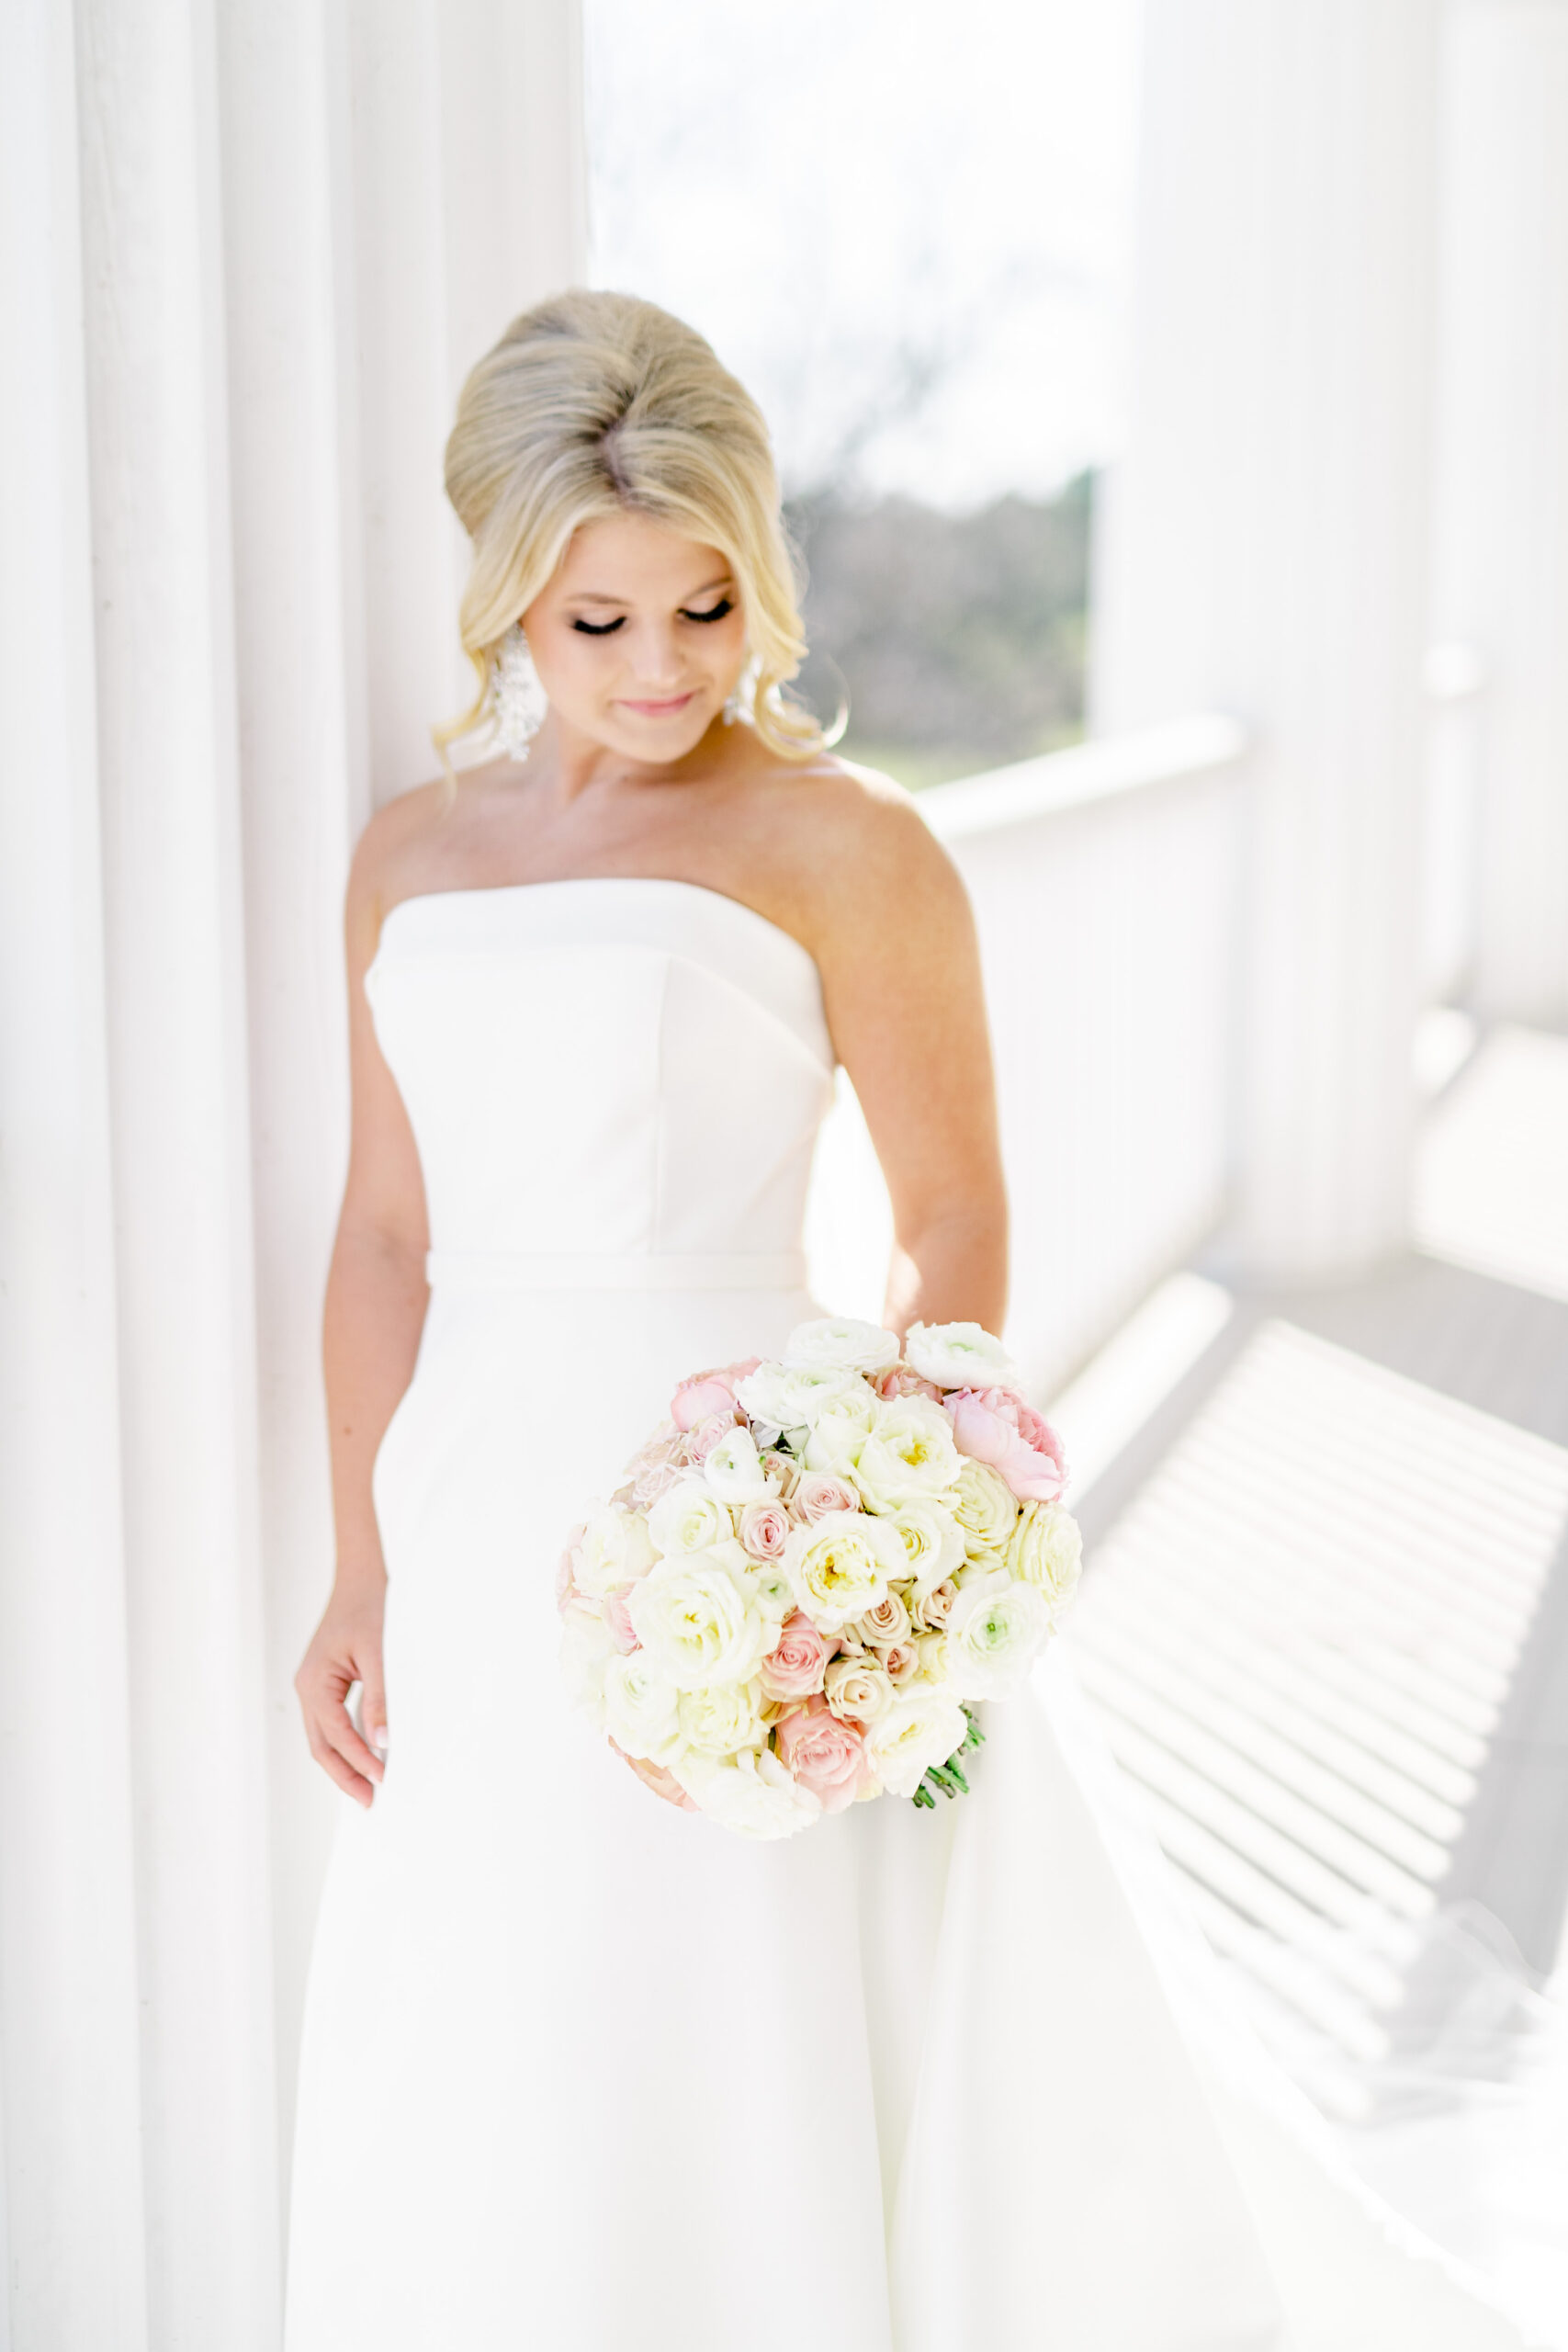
1432;0;1568;1029
1094;1;1441;1283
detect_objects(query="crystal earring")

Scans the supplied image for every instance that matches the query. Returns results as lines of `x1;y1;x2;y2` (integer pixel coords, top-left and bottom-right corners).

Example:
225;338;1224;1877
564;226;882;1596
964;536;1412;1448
492;624;547;761
722;653;760;727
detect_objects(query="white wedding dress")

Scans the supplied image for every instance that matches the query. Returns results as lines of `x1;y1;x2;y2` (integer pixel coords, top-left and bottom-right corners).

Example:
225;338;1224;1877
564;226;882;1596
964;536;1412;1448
285;876;1529;2352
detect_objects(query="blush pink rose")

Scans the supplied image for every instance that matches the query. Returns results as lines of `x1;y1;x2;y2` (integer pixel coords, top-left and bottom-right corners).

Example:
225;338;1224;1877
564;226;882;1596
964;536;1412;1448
883;1642;921;1686
874;1363;943;1403
945;1385;1067;1502
739;1498;791;1560
757;1609;829;1702
685;1408;744;1463
794;1471;861;1522
773;1694;875;1814
669;1357;762;1428
919;1579;958;1628
602;1589;640;1654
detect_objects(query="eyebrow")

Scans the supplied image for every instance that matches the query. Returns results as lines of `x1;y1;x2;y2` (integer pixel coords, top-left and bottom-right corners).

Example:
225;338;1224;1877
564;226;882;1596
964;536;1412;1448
566;574;735;607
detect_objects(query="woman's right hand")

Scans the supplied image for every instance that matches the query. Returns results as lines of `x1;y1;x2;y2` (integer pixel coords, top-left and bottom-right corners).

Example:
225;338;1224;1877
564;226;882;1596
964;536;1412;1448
295;1580;389;1807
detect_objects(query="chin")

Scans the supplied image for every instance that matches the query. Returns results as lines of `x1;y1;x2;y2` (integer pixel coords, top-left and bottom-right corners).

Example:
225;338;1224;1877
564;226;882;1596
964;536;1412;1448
606;704;716;763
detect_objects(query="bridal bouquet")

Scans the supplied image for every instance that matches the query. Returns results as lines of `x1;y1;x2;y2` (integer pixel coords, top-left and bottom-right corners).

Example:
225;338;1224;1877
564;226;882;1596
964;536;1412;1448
556;1317;1081;1839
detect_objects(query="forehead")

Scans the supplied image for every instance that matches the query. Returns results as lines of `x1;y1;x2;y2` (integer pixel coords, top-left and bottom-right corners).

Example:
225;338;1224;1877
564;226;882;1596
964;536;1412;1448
553;510;730;600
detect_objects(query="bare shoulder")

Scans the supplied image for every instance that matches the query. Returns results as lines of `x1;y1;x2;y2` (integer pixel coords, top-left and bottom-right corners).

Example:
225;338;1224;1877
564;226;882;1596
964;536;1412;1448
756;751;973;959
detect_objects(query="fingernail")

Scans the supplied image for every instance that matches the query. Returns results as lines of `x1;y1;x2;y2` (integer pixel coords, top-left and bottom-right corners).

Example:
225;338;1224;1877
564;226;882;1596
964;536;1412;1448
370;1728;389;1758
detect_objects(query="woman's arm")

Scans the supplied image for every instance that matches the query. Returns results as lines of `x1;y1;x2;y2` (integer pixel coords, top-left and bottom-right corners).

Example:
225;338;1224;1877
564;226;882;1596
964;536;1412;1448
294;822;431;1807
804;781;1008;1338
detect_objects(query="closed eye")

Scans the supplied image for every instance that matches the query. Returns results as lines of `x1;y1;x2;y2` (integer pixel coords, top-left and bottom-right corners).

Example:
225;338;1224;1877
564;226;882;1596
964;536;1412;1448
570;616;626;636
681;597;735;624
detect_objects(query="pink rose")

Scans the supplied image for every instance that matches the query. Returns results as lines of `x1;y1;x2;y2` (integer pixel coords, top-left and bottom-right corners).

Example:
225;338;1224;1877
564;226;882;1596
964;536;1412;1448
874;1363;943;1403
758;1609;829;1702
555;1528;586;1611
918;1579;957;1629
669;1358;762;1427
739;1499;791;1560
794;1471;861;1522
883;1642;921;1685
773;1694;875;1814
945;1386;1067;1502
685;1408;743;1463
602;1589;640;1654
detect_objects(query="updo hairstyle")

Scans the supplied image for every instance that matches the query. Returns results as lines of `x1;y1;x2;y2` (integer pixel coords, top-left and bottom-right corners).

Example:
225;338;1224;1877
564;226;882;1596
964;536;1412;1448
438;289;821;768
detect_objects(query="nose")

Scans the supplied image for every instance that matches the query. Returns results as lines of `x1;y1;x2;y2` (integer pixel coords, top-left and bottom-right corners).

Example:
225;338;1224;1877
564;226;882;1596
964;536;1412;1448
623;617;686;690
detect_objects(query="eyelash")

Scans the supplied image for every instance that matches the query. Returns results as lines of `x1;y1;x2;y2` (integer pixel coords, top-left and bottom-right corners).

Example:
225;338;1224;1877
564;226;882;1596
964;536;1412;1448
570;596;735;638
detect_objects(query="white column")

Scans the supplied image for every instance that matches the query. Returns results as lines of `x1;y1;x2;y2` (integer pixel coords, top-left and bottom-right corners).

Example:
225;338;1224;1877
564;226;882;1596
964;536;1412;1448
1432;0;1568;1029
0;7;151;2342
344;0;588;802
1094;1;1441;1283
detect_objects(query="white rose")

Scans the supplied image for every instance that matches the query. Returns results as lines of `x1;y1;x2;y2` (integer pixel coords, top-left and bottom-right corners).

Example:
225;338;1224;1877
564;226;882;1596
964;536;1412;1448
851;1396;963;1512
602;1653;682;1761
675;1747;823;1839
648;1479;735;1557
801;1382;882;1476
736;1359;864;1433
626;1552;775;1690
863;1690;969;1799
952;1459;1021;1558
572;1503;658;1597
904;1319;1021;1393
558;1600;615;1720
886;1498;967;1593
783;1316;901;1375
911;1630;950;1683
701;1425;778;1504
677;1677;771;1756
945;1567;1053;1698
1007;1500;1083;1616
823;1653;896;1724
783;1508;906;1634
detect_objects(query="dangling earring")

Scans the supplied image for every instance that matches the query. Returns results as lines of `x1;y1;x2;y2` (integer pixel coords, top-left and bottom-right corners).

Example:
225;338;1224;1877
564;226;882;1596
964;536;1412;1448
492;624;547;761
723;653;760;727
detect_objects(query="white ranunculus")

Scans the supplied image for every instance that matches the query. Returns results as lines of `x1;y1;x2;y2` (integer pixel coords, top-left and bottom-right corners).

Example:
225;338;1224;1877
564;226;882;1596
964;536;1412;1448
626;1552;775;1690
886;1498;967;1593
852;1396;963;1512
801;1382;881;1477
1007;1500;1083;1616
676;1747;824;1839
601;1653;682;1761
572;1503;658;1598
647;1479;736;1557
863;1690;969;1799
952;1459;1021;1558
558;1600;615;1720
737;1359;863;1433
783;1316;901;1376
823;1652;896;1724
904;1319;1021;1394
701;1424;778;1504
783;1508;907;1634
728;1552;795;1623
677;1676;771;1756
945;1567;1053;1698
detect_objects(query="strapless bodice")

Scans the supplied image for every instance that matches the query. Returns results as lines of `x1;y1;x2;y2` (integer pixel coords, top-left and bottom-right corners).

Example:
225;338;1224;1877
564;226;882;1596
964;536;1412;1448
364;878;836;1272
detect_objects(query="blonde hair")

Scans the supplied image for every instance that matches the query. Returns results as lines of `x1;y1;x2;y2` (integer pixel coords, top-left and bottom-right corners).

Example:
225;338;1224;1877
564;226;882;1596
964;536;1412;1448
437;289;822;771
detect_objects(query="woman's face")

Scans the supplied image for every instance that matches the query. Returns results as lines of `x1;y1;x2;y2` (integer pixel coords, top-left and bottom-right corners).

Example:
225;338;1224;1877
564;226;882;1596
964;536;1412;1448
521;511;747;763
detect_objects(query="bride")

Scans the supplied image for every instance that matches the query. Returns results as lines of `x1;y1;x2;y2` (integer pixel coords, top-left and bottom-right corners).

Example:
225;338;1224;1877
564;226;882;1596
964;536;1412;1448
285;291;1525;2351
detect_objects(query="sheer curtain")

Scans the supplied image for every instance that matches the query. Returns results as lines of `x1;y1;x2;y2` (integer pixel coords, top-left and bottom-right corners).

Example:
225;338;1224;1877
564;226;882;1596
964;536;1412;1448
0;4;585;2342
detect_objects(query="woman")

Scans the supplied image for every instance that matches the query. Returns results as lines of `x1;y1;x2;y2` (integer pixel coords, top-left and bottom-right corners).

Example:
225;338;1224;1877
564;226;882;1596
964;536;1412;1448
286;293;1521;2351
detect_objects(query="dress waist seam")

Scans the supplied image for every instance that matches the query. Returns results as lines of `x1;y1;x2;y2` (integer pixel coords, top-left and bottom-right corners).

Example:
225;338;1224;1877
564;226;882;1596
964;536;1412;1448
424;1247;810;1294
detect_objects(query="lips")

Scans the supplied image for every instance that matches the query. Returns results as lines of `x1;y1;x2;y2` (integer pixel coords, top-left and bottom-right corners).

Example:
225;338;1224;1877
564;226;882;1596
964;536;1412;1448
618;692;698;718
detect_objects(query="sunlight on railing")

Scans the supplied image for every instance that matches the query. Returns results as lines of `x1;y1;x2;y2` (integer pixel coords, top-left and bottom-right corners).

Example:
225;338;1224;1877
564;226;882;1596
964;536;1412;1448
1064;1319;1568;2115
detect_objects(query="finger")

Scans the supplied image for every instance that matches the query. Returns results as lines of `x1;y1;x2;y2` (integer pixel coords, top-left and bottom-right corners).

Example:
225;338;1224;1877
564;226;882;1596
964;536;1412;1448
307;1726;373;1808
321;1694;385;1788
357;1657;389;1764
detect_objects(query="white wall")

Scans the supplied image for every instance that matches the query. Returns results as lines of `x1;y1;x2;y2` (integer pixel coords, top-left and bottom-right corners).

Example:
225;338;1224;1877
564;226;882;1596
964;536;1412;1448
0;5;585;2341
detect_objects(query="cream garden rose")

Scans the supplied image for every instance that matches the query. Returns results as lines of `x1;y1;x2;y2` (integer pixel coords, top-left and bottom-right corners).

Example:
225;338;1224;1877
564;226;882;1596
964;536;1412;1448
823;1652;896;1725
952;1459;1020;1559
626;1552;775;1690
851;1396;963;1512
800;1382;881;1477
678;1677;771;1756
1007;1499;1083;1615
863;1690;969;1799
783;1508;905;1634
648;1479;735;1558
674;1747;824;1839
886;1498;966;1593
572;1504;658;1598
